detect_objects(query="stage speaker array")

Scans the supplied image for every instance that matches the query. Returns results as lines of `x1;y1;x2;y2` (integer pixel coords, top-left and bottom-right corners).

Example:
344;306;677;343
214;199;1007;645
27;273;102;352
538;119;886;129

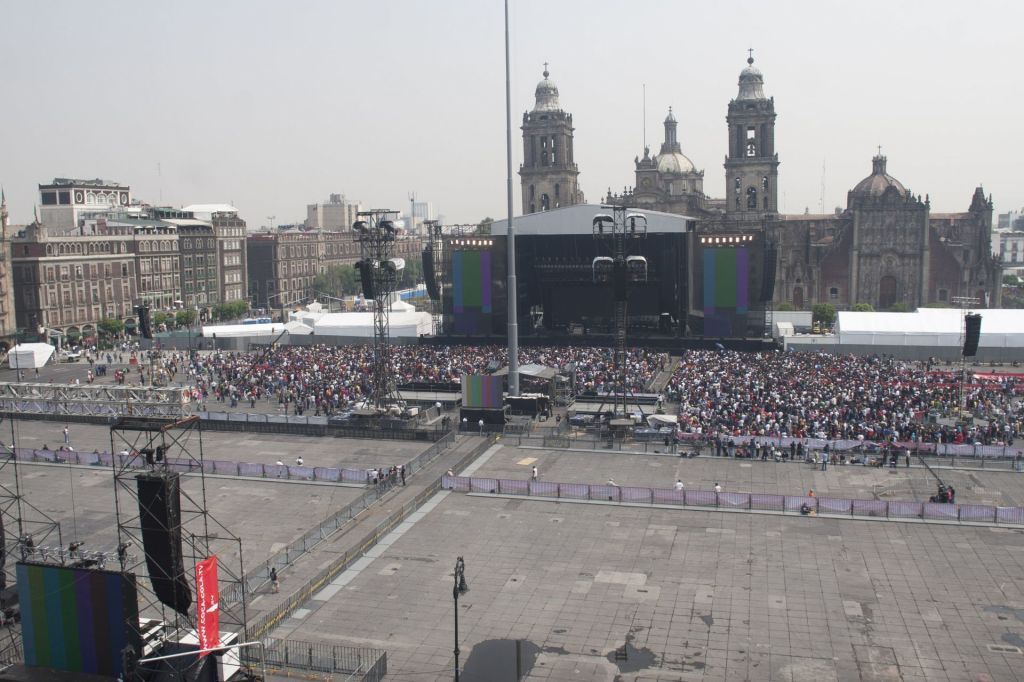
422;247;440;300
137;305;153;339
761;245;778;302
355;260;376;299
136;473;191;615
963;313;982;357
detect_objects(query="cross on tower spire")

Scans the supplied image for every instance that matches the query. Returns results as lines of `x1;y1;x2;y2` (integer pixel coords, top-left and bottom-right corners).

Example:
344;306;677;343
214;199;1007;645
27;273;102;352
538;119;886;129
747;47;754;64
543;61;549;78
877;145;882;157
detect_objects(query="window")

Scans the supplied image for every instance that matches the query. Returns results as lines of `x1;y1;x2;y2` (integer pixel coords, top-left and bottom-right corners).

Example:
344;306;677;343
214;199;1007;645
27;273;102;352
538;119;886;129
938;288;948;302
734;177;740;193
540;194;550;211
41;191;57;206
555;183;560;207
746;187;758;210
746;126;756;156
829;287;839;300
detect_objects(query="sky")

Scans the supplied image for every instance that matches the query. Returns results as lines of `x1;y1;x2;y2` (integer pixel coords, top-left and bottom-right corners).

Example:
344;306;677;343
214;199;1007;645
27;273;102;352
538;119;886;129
2;0;1021;228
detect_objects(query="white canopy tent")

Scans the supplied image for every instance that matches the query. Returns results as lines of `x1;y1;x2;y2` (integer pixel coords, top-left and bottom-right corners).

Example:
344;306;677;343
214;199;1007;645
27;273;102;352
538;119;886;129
837;309;1024;350
311;311;431;338
8;343;56;369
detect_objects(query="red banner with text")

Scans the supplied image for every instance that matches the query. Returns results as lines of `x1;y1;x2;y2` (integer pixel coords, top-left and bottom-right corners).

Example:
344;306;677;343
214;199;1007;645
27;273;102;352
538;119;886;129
196;556;220;656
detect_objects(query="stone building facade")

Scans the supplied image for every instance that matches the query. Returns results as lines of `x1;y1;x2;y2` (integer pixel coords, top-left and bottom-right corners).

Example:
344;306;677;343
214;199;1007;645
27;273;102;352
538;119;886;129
0;192;17;349
601;54;1001;312
519;67;584;214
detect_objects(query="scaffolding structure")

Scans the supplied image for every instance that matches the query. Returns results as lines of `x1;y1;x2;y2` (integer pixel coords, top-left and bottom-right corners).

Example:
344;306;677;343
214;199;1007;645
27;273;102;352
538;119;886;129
0;382;190;419
353;210;404;411
592;206;648;423
109;415;249;679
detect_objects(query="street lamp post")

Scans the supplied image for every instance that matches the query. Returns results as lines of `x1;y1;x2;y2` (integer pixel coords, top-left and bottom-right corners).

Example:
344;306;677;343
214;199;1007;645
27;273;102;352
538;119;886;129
452;556;469;681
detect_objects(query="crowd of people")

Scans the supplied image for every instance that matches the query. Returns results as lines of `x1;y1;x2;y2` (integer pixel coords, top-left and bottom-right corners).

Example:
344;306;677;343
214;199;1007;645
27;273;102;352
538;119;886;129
667;350;1024;445
160;344;666;416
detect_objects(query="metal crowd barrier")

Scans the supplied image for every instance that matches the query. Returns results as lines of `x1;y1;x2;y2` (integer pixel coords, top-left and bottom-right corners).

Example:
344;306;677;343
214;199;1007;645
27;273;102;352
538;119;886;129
441;476;1024;525
241;637;386;681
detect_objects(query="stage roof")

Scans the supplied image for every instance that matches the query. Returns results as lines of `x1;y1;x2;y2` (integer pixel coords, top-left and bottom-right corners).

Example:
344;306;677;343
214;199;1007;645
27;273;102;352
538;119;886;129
490;204;694;236
493;363;558;379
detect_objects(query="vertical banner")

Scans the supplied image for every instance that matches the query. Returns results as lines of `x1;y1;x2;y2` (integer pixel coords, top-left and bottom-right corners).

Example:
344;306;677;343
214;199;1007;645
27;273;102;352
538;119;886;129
195;556;220;656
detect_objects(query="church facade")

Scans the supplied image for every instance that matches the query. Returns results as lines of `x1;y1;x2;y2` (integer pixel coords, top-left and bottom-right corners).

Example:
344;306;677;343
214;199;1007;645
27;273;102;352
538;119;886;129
529;55;1001;312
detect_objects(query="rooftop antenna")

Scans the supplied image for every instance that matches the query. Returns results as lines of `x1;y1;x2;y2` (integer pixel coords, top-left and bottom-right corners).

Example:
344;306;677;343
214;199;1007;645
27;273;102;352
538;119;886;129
642;83;647;151
409;191;416;233
819;159;826;214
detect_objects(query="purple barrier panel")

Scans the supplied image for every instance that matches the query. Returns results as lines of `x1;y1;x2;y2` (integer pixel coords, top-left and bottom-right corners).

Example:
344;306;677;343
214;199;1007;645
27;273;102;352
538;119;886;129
239;463;264;477
167;458;192;473
78;451;100;466
852;500;887;517
15;450;33;462
290;465;315;480
923;503;958;521
785;496;816;513
590;485;620;502
686;490;717;507
213;460;237;475
202;460;217;473
469;477;498;493
559;483;590;500
314;467;340;482
817;497;852;515
718;492;750;509
996;507;1024;525
887;501;923;519
750;494;785;511
499;479;527;496
36;450;57;463
957;504;995;523
443;475;470;491
340;469;367;483
652;488;686;505
621;487;652;504
263;463;287;479
99;452;114;466
529;481;558;497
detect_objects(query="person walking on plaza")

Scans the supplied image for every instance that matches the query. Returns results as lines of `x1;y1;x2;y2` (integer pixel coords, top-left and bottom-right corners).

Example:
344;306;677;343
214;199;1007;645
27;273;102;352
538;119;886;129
674;479;685;491
713;482;722;494
821;453;828;471
63;426;69;446
531;465;538;481
270;567;279;593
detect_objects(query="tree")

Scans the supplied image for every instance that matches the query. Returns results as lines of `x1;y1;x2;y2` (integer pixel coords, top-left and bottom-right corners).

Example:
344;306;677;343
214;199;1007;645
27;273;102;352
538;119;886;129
477;217;494;235
175;309;197;327
398;256;423;289
151;311;170;328
886;302;912;313
97;318;124;339
812;303;836;325
851;303;874;312
923;302;951;308
1003;274;1020;286
775;302;796;311
313;265;359;299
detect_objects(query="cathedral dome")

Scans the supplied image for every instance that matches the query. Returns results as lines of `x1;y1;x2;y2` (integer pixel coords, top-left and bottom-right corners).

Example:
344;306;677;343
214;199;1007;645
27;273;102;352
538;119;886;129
737;56;766;101
852;155;907;198
655;151;696;174
533;66;561;112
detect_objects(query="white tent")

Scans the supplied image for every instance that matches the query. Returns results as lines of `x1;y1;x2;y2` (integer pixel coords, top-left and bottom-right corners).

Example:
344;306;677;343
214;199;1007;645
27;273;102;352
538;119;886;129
312;312;432;338
201;323;289;339
837;309;1024;349
8;343;55;369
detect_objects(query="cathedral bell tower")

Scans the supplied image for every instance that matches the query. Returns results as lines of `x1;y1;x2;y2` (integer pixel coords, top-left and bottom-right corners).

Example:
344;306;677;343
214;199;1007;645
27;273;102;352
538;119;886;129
724;52;779;219
520;65;583;214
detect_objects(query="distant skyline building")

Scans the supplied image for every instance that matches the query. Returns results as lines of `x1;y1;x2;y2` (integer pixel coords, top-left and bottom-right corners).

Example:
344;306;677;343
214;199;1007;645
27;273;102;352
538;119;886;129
0;191;16;349
306;193;362;231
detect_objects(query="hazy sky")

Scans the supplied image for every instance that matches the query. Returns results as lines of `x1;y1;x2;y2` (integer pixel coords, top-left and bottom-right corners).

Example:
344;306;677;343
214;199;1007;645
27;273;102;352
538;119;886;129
2;0;1021;227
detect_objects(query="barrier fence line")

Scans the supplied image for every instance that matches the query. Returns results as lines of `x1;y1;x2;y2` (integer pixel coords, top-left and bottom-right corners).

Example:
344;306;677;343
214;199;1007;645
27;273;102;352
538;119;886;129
442;476;1024;526
247;436;496;642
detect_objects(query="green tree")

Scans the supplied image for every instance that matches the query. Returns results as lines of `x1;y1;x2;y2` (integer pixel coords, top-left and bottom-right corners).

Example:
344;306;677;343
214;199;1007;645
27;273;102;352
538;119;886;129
151;311;170;328
175;309;197;327
923;302;951;308
1003;274;1020;286
775;302;796;311
812;303;836;325
851;302;874;312
97;318;124;344
313;265;359;298
399;256;423;289
477;217;494;235
887;302;912;312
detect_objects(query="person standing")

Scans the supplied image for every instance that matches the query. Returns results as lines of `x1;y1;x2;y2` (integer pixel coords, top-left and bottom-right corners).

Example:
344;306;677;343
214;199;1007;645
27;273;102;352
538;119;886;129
531;466;539;481
63;426;70;446
674;479;685;491
270;567;279;593
821;454;828;471
399;464;406;486
713;482;722;494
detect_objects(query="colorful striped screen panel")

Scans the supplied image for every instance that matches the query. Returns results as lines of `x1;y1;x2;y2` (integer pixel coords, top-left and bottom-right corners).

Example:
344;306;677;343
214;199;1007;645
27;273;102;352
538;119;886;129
17;562;141;678
462;374;504;409
703;247;750;337
452;250;492;335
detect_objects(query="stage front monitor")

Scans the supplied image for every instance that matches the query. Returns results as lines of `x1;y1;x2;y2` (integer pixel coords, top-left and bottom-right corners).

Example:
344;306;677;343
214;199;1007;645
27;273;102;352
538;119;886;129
462;374;503;409
452;250;493;335
17;562;142;678
703;247;750;337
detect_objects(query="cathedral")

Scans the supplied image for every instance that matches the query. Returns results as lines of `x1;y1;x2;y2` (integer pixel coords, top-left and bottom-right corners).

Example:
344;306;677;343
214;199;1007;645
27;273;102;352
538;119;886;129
520;57;1002;312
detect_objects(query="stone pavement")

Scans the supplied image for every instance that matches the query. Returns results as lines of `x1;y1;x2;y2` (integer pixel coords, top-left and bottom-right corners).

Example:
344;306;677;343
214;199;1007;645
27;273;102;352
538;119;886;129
275;439;1024;682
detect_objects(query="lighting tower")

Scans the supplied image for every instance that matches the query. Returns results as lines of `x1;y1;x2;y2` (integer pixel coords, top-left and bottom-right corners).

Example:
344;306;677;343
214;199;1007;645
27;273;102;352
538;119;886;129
592;205;647;422
353;209;404;411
